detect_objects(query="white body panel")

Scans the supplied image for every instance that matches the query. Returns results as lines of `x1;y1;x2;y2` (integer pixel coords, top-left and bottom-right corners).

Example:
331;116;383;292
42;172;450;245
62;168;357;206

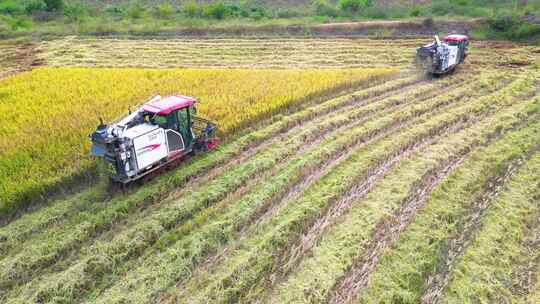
447;45;459;67
127;123;168;171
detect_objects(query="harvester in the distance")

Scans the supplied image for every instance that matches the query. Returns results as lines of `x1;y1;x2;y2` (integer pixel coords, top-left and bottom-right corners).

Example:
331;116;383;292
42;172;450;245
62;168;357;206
416;34;469;75
90;95;218;184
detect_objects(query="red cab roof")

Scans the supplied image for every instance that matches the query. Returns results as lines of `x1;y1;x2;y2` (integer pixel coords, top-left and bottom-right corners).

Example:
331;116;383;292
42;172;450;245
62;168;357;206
443;34;469;42
143;95;196;115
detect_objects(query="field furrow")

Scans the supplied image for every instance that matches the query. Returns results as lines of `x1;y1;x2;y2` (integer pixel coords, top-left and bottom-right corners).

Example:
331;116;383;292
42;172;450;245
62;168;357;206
264;76;539;304
420;154;534;304
439;153;540;304
170;73;527;304
356;88;540;303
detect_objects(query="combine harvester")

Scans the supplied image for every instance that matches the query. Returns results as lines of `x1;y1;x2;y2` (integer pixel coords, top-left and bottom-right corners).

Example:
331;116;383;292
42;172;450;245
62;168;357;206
416;34;469;75
90;95;218;184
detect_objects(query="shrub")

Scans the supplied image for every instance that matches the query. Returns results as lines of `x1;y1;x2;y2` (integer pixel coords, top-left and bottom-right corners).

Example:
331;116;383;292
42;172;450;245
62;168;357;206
24;0;46;14
127;3;145;19
312;0;339;17
0;0;24;14
3;14;33;30
203;2;229;20
224;4;246;17
276;8;302;19
104;4;125;15
44;0;63;12
154;3;174;19
410;5;423;17
339;0;372;14
182;1;202;18
488;13;516;31
450;0;470;5
64;3;88;21
361;6;389;19
487;13;540;40
247;6;268;20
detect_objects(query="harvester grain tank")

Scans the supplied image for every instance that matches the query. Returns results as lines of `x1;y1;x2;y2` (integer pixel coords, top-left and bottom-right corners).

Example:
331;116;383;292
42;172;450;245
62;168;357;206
416;34;469;75
90;95;218;184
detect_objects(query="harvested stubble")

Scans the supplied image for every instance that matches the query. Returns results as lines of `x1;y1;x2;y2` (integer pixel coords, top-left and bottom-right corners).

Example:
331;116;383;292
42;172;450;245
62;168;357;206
38;37;540;70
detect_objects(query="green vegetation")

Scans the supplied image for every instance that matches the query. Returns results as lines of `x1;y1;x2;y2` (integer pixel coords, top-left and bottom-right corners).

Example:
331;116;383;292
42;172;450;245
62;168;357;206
0;0;539;41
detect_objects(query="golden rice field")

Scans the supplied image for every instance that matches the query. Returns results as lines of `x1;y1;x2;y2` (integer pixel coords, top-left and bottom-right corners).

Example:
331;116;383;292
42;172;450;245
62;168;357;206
0;36;539;304
0;67;393;215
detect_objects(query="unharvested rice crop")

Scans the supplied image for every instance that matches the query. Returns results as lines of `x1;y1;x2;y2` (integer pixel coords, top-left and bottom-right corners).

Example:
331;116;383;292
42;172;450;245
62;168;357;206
0;67;393;215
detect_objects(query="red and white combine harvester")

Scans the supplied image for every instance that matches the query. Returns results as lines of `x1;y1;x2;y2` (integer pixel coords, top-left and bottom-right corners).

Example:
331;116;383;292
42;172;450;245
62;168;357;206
416;34;469;75
90;95;218;184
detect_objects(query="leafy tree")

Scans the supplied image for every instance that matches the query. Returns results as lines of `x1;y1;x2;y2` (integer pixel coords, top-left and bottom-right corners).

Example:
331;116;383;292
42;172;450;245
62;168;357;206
204;2;229;20
155;4;174;19
0;0;25;15
312;0;339;17
24;0;46;14
44;0;63;12
182;1;202;18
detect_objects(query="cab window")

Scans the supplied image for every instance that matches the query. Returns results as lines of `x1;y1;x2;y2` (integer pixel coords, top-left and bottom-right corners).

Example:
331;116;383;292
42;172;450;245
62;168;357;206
151;115;168;128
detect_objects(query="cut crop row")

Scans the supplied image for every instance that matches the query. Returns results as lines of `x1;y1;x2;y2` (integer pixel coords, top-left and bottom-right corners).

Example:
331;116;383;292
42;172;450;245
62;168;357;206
331;109;540;304
439;152;540;303
355;85;539;303
39;37;537;70
168;72;523;304
270;85;539;304
420;151;533;303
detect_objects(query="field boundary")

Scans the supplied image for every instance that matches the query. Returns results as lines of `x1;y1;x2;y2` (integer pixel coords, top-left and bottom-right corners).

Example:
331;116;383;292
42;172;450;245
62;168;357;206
29;19;483;40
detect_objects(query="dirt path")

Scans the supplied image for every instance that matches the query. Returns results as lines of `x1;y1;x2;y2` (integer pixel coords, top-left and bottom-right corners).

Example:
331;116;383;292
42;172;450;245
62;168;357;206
0;43;42;79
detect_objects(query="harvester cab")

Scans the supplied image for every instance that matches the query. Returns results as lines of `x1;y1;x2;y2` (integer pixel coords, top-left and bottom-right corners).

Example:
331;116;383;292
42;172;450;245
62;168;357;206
90;95;218;184
416;34;469;75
